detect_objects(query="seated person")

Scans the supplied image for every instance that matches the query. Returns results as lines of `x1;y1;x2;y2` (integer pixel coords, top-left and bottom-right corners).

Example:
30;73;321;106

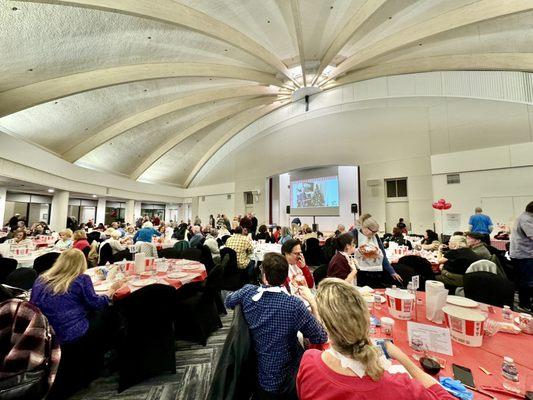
437;235;481;291
225;253;327;399
225;226;253;270
30;248;122;344
204;228;220;260
279;226;292;245
188;225;204;248
420;229;440;251
281;239;314;289
326;233;358;285
297;278;455;400
55;228;73;250
465;231;491;260
72;229;90;251
255;224;274;243
101;230;128;255
8;228;31;245
133;221;161;243
301;227;317;242
383;227;412;250
333;224;346;237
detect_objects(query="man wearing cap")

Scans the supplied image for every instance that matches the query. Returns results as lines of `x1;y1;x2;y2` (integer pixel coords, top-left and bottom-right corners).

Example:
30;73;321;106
466;232;492;260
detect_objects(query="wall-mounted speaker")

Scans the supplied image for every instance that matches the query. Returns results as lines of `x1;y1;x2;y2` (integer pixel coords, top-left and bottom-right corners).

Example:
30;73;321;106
286;205;290;214
351;203;358;214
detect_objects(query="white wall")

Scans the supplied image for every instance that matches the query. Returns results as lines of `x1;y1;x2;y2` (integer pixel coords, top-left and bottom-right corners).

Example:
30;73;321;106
198;194;235;226
432;142;533;233
275;166;359;232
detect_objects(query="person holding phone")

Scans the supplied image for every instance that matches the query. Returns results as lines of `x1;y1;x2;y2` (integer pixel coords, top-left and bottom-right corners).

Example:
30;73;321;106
297;278;455;400
281;239;314;290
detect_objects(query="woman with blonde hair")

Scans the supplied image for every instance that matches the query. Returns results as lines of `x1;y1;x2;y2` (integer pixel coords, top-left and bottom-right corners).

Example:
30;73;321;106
297;278;454;400
351;214;402;287
55;228;73;250
8;228;30;245
30;248;122;344
72;229;90;252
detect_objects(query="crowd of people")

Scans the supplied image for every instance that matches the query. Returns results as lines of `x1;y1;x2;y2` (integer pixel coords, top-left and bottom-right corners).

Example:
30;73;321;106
1;201;532;399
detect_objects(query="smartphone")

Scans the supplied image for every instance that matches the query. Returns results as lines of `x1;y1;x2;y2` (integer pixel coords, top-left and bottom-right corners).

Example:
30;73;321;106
452;364;475;387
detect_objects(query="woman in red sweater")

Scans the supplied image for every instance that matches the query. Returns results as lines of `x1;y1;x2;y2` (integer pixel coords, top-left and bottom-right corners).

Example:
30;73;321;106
326;233;358;284
281;239;314;289
297;278;455;400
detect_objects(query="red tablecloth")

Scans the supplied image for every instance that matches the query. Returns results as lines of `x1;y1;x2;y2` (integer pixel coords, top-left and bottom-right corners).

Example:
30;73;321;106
370;291;533;398
92;260;207;300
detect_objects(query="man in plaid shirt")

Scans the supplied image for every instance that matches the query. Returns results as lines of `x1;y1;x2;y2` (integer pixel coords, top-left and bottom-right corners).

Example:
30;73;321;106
225;226;253;269
225;253;327;399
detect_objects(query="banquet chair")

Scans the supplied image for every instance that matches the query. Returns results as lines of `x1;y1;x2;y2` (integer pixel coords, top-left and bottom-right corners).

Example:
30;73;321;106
303;238;325;267
158;247;180;259
207;305;256;400
200;245;215;273
33;252;60;275
115;284;177;392
392;264;417;288
98;243;114;266
87;231;103;244
220;235;230;245
321;238;336;264
219;247;247;290
112;249;132;262
0;256;18;283
174;284;222;346
4;268;37;290
181;248;202;262
397;255;435;289
463;271;515;308
173;240;190;253
312;264;328;288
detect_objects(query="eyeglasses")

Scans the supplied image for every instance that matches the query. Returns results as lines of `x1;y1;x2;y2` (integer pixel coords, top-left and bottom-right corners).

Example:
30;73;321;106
365;227;378;234
291;251;303;256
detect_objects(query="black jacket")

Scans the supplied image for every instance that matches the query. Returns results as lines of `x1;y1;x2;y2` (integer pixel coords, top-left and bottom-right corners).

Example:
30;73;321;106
207;305;256;400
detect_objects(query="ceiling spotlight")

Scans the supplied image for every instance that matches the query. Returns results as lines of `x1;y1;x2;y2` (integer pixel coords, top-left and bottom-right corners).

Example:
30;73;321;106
47;188;55;193
92;194;97;198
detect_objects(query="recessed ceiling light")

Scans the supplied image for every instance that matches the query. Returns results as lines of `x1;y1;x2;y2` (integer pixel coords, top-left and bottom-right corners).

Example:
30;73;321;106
47;188;55;193
92;194;97;198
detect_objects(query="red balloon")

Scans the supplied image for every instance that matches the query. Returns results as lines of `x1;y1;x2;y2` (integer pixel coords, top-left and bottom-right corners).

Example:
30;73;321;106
443;202;452;210
432;202;442;210
438;198;446;205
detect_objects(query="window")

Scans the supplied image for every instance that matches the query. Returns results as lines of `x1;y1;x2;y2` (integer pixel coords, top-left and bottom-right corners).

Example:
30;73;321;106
245;192;254;205
385;178;408;198
447;174;460;184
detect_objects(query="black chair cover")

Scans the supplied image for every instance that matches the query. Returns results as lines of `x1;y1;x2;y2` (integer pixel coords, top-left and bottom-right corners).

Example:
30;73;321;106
98;243;114;266
312;264;328;288
303;238;324;267
220;235;230;245
112;249;133;262
321;238;336;264
181;248;202;262
397;255;435;290
158;248;181;259
207;305;256;400
0;257;18;283
4;268;38;290
115;284;177;392
463;271;515;308
33;252;60;275
87;231;102;244
200;245;215;273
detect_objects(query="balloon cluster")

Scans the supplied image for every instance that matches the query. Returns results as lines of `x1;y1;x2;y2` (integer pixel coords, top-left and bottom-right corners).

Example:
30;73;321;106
432;198;452;210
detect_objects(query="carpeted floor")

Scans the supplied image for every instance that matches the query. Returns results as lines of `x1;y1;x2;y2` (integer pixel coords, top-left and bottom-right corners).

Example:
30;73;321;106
69;311;234;400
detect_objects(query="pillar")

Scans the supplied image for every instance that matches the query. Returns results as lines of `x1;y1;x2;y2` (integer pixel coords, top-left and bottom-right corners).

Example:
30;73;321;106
125;199;135;225
50;190;69;232
0;187;6;227
96;198;106;225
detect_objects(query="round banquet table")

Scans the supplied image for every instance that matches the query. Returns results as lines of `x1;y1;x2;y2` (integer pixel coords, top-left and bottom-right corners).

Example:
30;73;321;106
368;290;533;398
251;242;282;262
89;259;207;300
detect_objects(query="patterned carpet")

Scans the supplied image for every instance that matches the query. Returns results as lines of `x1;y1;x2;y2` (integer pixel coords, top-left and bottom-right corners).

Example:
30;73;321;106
70;311;234;400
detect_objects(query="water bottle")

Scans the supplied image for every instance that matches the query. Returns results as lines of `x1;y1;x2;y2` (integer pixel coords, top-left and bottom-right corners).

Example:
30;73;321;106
501;356;520;393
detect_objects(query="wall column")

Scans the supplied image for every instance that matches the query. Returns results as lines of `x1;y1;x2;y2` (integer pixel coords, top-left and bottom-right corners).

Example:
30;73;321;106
50;190;69;232
0;187;7;227
96;198;106;225
125;199;135;225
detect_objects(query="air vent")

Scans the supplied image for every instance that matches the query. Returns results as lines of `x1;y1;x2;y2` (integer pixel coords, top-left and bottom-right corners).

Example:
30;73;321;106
446;174;460;184
227;194;232;200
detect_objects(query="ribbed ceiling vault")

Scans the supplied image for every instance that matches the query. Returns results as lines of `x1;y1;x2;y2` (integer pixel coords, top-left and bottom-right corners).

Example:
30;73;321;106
1;0;533;187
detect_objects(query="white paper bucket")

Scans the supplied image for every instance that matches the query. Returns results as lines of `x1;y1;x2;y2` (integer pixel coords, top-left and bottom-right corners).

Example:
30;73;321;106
385;289;415;320
443;305;486;347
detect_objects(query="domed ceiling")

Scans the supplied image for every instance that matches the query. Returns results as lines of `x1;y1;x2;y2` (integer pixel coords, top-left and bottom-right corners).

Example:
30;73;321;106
1;0;532;187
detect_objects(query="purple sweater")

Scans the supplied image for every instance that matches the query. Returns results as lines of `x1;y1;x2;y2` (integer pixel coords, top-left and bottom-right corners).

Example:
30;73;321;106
30;274;109;344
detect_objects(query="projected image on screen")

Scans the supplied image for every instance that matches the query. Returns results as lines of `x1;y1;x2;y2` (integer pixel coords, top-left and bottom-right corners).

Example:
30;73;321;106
291;176;339;209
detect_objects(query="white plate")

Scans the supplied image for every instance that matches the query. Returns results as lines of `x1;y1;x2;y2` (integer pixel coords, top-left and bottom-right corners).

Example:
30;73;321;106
446;295;478;308
94;282;113;292
131;278;157;287
175;259;192;265
362;294;386;304
167;272;189;279
182;265;200;270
